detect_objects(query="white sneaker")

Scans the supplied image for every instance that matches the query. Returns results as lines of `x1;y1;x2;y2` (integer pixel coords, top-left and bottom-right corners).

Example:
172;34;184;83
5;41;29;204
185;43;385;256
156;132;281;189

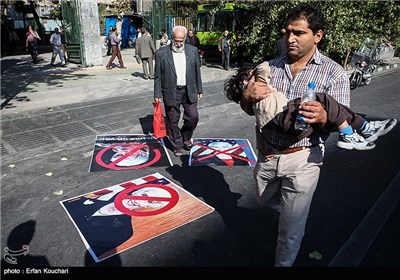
337;131;376;150
360;118;398;142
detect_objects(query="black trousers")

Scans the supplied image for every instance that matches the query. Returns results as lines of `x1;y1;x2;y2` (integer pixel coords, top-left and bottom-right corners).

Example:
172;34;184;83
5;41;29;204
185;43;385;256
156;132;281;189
164;87;199;149
28;42;38;63
221;47;230;69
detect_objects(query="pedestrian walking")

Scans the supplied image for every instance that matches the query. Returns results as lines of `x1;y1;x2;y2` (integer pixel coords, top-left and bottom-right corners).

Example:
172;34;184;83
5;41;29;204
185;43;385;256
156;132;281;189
105;27;125;70
25;25;41;64
154;25;203;157
135;28;156;79
240;3;397;267
106;26;113;56
49;27;66;66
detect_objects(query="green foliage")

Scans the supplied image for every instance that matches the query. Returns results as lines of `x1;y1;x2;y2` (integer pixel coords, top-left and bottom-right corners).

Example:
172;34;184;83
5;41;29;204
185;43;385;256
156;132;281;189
98;3;107;25
166;1;198;17
110;0;133;16
49;3;62;20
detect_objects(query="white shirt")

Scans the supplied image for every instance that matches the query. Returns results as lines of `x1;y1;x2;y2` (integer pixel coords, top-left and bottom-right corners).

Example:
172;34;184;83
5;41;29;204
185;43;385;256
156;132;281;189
172;50;186;86
50;32;62;47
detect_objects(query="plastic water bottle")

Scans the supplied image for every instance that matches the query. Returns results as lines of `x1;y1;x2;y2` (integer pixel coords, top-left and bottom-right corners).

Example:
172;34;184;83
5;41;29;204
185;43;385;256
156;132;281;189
294;82;316;131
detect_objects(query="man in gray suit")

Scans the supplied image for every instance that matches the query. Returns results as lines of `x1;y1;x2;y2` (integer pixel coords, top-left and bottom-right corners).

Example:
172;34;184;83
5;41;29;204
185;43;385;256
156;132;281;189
135;27;156;79
154;25;203;157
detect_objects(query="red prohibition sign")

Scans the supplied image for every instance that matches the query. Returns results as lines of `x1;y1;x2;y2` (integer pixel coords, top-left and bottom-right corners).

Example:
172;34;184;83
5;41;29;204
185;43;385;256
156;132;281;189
114;184;179;216
96;143;161;170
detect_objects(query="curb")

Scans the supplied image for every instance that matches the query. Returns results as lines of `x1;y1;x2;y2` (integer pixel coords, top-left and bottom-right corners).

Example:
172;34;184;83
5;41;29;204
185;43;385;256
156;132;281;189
374;62;399;75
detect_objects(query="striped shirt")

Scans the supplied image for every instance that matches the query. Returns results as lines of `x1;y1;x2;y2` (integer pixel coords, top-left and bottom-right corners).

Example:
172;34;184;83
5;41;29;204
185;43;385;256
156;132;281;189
262;49;351;148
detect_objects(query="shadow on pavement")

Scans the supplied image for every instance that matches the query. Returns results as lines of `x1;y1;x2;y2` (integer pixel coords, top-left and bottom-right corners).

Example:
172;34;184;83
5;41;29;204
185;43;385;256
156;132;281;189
165;155;278;266
1;55;90;110
1;220;50;268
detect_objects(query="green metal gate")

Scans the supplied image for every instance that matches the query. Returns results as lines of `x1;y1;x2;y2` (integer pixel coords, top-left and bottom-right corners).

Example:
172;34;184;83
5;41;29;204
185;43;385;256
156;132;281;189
61;0;83;64
152;0;166;46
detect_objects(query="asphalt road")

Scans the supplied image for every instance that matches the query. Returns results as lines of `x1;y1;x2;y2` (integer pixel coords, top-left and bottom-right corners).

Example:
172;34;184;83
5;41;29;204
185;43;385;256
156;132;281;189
1;52;399;277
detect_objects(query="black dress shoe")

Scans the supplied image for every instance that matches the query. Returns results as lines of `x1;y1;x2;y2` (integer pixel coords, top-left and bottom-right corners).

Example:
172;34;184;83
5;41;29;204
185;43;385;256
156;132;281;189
183;141;193;150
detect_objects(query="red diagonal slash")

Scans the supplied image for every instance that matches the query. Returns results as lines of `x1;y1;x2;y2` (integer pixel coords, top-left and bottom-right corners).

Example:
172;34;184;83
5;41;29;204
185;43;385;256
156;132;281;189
192;143;255;164
95;143;161;170
108;143;146;167
114;183;179;217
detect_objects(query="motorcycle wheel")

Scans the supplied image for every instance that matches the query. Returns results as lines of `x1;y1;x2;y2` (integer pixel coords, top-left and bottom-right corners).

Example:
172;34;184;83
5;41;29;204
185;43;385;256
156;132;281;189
349;71;362;90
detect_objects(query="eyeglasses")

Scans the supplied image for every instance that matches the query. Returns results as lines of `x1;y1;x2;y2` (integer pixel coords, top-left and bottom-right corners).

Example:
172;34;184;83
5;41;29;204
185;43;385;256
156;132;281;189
173;38;185;44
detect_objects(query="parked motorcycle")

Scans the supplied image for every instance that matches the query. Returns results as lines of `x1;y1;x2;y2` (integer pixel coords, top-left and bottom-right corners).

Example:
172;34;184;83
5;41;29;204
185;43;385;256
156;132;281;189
349;37;395;90
349;38;377;90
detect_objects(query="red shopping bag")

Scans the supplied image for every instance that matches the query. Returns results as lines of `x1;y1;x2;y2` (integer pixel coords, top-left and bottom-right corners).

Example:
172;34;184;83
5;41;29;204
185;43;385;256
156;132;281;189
153;100;167;138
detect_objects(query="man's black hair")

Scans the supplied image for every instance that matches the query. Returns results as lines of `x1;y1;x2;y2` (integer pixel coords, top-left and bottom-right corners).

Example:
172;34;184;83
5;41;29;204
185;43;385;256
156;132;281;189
286;3;325;34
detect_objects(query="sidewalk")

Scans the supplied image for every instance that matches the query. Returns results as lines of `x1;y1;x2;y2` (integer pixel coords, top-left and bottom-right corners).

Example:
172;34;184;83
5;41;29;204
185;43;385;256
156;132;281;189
1;47;399;115
1;47;236;114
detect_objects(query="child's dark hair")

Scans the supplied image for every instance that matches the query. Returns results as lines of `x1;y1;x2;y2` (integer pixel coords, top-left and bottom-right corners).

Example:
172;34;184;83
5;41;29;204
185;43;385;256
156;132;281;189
224;67;252;104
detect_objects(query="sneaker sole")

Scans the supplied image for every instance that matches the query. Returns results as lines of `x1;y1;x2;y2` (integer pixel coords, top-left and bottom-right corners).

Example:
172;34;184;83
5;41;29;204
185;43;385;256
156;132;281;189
337;141;376;150
365;118;398;142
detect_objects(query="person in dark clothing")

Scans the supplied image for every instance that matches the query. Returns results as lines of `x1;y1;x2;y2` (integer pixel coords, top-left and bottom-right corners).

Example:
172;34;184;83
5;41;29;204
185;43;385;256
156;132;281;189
185;30;200;49
273;27;287;58
154;25;203;157
106;26;113;56
218;29;232;70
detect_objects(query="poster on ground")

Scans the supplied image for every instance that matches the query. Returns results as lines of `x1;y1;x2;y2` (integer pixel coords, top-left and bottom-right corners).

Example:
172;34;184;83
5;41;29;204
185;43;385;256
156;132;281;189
60;173;214;262
89;134;172;172
188;138;257;167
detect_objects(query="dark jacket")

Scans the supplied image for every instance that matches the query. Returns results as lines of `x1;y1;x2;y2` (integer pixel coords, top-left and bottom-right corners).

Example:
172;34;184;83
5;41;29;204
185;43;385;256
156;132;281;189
154;44;203;106
185;35;200;49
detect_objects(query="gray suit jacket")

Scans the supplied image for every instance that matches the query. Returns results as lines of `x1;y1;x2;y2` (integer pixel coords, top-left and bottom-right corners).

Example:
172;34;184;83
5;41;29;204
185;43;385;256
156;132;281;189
154;44;203;106
135;35;155;59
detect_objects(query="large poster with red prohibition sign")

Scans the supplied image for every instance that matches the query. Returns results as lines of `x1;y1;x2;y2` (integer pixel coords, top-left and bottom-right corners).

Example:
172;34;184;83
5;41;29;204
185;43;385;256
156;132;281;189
89;134;172;172
60;173;214;262
189;138;257;167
